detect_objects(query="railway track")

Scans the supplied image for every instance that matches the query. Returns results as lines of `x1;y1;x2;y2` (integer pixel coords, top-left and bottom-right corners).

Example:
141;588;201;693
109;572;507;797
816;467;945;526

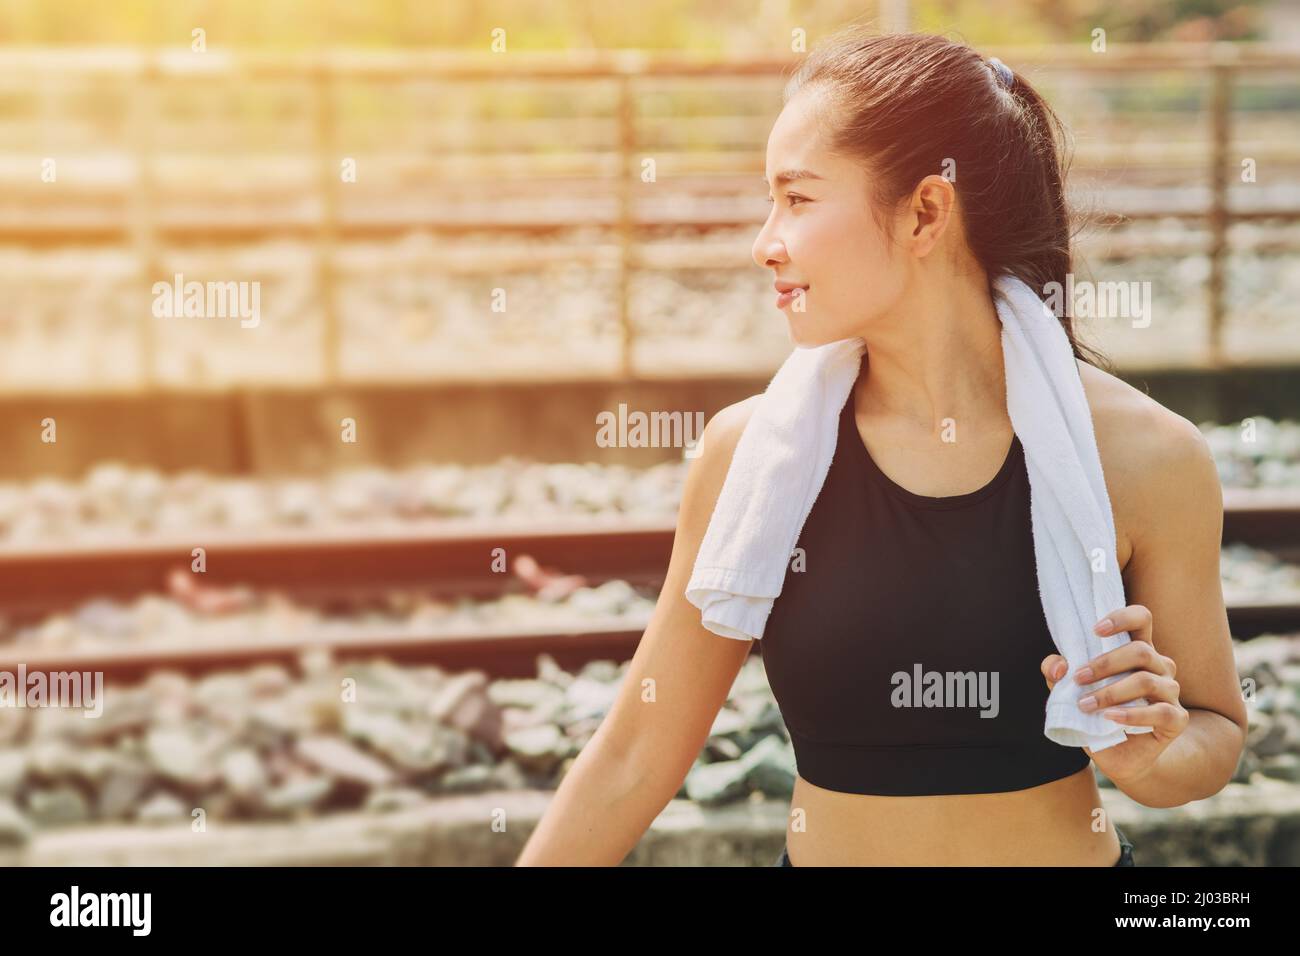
0;516;674;620
2;487;1298;682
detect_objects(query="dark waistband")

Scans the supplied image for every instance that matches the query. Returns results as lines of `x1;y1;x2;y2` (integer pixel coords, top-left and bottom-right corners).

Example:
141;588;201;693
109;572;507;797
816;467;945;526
776;824;1135;866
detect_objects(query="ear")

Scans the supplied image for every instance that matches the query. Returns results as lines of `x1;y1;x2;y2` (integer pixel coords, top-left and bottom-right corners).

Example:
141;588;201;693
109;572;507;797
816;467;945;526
907;174;957;256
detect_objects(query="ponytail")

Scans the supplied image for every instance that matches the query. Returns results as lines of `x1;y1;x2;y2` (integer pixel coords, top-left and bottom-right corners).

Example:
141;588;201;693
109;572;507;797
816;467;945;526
784;27;1112;371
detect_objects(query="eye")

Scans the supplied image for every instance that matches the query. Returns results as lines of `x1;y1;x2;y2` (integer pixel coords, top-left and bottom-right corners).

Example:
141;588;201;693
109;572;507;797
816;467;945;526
765;194;808;206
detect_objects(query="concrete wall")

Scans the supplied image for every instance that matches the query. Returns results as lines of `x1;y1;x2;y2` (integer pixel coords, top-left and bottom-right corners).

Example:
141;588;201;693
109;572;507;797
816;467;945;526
4;779;1298;866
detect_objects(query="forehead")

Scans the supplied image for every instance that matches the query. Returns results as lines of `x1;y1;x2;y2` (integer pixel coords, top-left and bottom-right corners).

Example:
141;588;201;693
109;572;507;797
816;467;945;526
764;89;836;182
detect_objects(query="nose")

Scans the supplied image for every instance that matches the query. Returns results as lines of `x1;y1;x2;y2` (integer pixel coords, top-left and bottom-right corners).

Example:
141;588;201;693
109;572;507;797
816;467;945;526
751;213;787;270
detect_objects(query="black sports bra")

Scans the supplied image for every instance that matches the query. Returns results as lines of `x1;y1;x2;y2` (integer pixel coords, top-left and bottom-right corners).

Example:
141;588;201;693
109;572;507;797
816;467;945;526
759;387;1091;796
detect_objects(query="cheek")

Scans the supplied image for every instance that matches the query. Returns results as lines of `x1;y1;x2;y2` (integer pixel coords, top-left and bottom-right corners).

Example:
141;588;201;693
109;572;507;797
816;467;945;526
812;211;892;293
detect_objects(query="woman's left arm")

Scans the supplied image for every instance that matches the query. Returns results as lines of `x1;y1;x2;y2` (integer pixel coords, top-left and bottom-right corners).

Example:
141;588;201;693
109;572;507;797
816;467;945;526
1047;412;1249;808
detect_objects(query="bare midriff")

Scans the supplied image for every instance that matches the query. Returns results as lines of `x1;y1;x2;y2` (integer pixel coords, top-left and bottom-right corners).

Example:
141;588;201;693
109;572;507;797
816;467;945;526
784;763;1122;866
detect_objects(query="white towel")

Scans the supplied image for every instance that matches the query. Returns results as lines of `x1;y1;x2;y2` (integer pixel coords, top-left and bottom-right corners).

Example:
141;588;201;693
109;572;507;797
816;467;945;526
685;274;1154;752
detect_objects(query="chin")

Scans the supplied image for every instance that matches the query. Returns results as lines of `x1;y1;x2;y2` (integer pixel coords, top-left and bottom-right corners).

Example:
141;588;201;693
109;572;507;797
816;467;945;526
786;318;833;349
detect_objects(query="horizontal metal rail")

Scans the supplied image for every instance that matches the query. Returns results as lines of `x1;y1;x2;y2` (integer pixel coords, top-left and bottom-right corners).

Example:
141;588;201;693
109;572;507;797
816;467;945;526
0;43;1296;382
1;488;1298;681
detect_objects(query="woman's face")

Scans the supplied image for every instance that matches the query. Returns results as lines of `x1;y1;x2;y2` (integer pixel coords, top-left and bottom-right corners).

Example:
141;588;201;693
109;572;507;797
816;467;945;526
751;88;909;348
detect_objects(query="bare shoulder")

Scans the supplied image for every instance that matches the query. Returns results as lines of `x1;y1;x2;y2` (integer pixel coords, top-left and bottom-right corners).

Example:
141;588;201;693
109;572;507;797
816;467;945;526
704;394;764;447
692;394;764;484
1077;360;1222;553
1077;360;1214;476
677;394;763;530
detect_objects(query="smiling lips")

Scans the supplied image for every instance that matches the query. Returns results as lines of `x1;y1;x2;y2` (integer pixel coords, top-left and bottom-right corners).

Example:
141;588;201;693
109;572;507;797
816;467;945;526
774;281;809;307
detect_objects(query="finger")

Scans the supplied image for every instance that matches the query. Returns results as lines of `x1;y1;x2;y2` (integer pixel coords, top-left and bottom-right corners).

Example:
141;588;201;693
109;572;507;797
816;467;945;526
1094;604;1153;643
1041;654;1068;689
1078;671;1180;713
1100;701;1188;734
1073;638;1168;687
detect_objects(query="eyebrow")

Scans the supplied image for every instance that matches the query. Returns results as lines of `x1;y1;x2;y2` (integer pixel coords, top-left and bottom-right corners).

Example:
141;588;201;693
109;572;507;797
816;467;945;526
762;169;826;188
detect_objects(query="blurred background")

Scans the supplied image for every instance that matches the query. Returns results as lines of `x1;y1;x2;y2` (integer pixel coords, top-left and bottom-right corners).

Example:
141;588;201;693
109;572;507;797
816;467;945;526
0;0;1298;865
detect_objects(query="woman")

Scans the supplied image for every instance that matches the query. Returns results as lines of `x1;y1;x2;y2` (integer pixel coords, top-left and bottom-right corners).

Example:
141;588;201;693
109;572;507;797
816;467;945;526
516;29;1247;867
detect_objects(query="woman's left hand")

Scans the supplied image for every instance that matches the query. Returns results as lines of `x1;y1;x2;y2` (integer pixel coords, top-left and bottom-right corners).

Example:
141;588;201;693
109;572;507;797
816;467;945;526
1040;604;1189;787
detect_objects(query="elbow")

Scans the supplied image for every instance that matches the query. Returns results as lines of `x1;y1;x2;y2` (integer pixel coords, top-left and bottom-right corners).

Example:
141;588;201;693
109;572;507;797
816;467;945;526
587;722;681;805
1222;720;1248;793
1194;719;1248;803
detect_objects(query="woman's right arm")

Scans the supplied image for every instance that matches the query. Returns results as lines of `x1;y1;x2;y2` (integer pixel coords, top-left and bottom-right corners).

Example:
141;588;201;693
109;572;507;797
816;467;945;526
514;396;761;865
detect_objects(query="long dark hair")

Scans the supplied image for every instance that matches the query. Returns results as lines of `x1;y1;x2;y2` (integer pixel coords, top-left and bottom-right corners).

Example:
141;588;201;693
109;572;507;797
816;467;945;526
783;27;1113;372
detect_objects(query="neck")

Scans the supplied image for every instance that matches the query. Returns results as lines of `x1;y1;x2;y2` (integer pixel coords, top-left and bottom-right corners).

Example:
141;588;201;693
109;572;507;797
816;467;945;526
853;271;1007;436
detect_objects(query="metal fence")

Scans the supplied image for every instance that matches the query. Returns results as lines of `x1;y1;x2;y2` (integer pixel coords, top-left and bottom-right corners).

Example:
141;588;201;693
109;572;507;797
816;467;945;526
1;42;1298;390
